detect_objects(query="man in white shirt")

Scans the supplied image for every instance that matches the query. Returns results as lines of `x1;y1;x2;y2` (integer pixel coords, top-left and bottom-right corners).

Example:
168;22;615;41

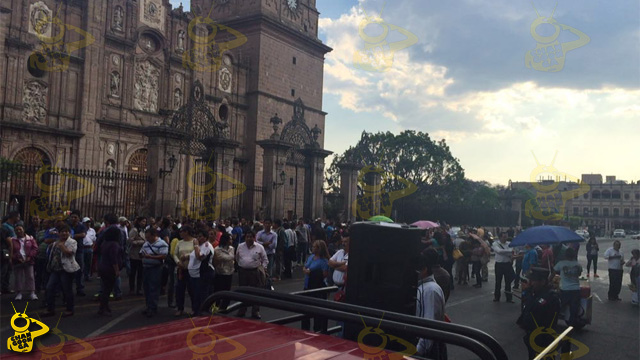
604;240;625;301
224;219;233;235
492;232;515;303
416;252;446;359
82;217;96;281
329;234;349;287
235;231;268;319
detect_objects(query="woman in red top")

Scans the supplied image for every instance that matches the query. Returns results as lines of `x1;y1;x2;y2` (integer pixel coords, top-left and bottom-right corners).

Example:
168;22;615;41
11;225;39;300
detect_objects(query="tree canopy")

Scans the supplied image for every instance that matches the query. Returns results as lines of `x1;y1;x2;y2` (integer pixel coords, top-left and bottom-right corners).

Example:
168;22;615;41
326;131;467;220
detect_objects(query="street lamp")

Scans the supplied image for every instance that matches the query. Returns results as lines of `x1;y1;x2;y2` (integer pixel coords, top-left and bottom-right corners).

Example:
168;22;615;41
273;170;286;189
159;153;177;178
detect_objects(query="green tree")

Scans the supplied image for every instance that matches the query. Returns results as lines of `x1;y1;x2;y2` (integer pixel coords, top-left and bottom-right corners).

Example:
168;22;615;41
326;131;466;220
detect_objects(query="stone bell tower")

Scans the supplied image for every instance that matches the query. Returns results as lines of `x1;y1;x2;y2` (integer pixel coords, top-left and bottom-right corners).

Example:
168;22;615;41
189;0;331;220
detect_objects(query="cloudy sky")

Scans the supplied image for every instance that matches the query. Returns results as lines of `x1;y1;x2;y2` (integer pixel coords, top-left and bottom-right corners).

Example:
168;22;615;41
172;0;640;186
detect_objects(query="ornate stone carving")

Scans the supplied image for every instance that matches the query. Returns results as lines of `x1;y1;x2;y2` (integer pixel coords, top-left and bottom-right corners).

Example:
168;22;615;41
139;34;158;53
293;97;305;121
110;71;121;97
281;98;313;164
177;30;185;52
174;88;182;109
23;81;48;123
218;67;232;93
112;54;120;66
174;73;182;85
134;61;159;113
29;1;52;37
140;0;164;31
113;6;124;31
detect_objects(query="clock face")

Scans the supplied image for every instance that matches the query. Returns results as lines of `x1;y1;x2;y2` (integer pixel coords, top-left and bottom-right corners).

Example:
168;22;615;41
287;0;298;10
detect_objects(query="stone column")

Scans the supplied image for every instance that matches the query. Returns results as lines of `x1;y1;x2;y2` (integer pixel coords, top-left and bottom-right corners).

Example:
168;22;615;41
301;147;333;220
338;162;363;223
143;126;185;217
201;137;240;219
257;139;292;220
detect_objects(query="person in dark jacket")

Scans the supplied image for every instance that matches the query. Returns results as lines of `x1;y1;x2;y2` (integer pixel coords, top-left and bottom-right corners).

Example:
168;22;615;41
97;227;123;316
517;267;560;360
585;235;599;278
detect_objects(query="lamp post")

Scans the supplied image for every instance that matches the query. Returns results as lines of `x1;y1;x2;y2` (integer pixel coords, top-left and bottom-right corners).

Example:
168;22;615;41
159;153;177;178
159;153;177;217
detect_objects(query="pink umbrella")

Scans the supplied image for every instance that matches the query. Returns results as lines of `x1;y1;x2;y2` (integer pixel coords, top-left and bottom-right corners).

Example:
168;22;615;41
411;220;440;229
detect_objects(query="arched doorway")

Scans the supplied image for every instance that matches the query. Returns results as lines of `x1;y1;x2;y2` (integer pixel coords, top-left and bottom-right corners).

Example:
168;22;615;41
13;147;50;166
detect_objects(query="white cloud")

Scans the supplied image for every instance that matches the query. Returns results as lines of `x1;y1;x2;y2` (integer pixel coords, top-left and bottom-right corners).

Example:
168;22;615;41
318;0;640;184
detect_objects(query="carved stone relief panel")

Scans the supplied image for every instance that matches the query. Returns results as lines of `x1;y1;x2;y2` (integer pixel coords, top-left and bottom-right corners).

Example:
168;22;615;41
174;88;182;109
133;61;159;112
176;30;185;53
23;81;48;123
139;0;165;32
218;67;232;93
110;71;121;97
28;1;52;37
113;5;124;32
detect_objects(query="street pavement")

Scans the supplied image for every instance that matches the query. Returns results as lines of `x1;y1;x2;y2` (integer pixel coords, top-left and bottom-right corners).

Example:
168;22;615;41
1;237;639;359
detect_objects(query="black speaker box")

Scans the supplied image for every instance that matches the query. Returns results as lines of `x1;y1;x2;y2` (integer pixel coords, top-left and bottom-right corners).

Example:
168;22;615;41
343;222;423;351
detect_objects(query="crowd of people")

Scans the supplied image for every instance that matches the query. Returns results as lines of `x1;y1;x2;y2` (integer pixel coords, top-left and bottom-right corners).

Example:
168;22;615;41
0;210;349;319
2;211;639;359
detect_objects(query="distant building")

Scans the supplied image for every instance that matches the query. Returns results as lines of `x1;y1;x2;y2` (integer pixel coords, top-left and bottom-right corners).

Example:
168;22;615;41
510;174;640;232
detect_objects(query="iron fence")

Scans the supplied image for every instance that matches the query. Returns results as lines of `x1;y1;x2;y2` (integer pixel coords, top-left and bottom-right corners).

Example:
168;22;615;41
0;163;151;225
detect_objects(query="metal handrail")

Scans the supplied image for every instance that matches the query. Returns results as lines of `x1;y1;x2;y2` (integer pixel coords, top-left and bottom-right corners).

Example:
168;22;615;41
290;286;339;296
211;286;338;316
533;326;573;360
202;291;499;360
232;287;509;360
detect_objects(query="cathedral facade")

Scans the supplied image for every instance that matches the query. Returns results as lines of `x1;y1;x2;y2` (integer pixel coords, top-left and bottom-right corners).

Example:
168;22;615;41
0;0;332;220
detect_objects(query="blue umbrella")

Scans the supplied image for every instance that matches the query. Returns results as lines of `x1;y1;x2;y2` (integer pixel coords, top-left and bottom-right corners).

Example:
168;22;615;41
509;225;585;247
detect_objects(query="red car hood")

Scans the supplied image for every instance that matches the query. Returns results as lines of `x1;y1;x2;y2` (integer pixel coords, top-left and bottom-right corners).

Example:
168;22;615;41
5;315;415;359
